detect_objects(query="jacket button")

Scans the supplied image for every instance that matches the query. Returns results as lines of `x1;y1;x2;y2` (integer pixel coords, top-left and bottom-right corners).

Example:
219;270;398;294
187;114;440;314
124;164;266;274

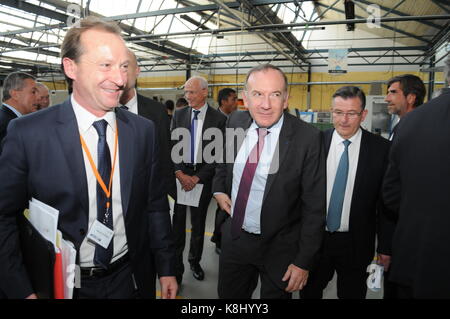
79;229;86;236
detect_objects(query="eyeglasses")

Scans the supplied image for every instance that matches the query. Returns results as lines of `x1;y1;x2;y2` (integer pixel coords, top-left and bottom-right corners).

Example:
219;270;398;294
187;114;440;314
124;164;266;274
332;110;363;119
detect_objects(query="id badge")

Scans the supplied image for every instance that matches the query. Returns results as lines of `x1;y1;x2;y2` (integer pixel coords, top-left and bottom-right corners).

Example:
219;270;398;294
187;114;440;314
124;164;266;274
87;220;114;249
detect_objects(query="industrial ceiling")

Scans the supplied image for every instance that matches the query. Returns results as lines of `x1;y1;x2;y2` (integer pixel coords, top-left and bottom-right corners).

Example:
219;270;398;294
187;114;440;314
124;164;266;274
0;0;449;82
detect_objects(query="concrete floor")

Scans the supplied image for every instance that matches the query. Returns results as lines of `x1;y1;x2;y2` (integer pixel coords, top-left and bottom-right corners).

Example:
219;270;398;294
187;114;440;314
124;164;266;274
159;198;383;299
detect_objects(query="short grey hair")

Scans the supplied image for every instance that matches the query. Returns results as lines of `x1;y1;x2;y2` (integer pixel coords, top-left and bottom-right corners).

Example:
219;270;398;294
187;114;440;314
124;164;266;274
2;71;36;102
244;64;288;93
36;82;49;90
186;76;208;89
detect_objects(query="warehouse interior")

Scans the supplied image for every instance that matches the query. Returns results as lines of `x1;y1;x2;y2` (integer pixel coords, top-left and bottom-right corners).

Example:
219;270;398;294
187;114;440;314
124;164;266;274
0;0;449;300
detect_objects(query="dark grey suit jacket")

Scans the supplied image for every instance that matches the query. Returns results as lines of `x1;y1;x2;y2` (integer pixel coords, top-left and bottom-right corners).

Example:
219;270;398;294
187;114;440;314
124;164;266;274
0;104;18;154
137;94;175;198
0;99;174;299
383;88;450;298
171;105;227;186
213;111;326;289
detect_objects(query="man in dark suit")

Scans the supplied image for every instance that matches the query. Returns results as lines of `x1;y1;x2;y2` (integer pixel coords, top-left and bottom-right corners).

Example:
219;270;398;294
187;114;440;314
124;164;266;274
382;58;450;298
211;87;238;254
0;72;38;152
381;74;425;299
171;76;226;284
300;86;391;299
213;64;325;299
119;49;175;199
0;16;177;299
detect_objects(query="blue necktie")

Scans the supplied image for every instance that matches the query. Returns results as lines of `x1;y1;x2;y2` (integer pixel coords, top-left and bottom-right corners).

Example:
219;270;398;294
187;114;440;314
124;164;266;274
92;120;113;269
327;139;351;232
190;110;200;163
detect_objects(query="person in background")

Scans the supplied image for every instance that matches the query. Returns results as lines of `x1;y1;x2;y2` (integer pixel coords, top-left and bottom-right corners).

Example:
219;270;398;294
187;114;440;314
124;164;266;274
382;56;450;298
301;86;391;299
385;74;425;140
381;74;425;299
175;97;188;110
211;87;238;255
171;76;226;285
165;100;175;121
119;49;175;199
36;82;51;110
0;71;38;152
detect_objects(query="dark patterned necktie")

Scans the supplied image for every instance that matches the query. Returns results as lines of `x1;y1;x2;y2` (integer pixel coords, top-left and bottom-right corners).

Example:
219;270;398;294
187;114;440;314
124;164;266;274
92;120;113;269
231;128;268;238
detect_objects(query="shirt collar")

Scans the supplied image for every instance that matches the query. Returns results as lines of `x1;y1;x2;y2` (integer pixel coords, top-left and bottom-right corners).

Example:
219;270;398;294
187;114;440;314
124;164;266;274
332;127;362;145
3;103;22;117
191;102;208;115
249;114;284;133
71;95;116;134
122;89;138;113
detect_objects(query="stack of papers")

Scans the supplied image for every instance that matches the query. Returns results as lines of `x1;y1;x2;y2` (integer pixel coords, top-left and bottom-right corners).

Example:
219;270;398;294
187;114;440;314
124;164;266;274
25;198;77;299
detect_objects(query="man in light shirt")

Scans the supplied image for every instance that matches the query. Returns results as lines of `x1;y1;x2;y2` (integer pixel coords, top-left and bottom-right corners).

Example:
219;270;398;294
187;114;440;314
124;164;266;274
213;64;325;298
171;76;226;285
0;16;176;299
301;86;391;299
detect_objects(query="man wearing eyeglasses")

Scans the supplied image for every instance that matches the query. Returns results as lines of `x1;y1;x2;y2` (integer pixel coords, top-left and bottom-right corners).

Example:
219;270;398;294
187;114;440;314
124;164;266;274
301;86;391;299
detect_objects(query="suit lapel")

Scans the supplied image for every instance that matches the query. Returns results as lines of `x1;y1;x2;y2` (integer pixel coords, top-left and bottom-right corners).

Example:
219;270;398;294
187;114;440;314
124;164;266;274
116;108;133;218
226;112;252;195
55;100;89;221
262;114;294;203
352;128;369;204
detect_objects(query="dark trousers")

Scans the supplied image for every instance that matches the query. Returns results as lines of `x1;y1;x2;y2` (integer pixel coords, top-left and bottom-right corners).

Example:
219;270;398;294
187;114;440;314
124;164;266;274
172;187;212;275
383;269;399;299
218;219;291;299
76;262;139;299
301;232;368;299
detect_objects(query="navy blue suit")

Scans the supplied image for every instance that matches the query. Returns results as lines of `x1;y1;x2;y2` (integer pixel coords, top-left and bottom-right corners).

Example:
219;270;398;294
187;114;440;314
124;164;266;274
0;99;174;299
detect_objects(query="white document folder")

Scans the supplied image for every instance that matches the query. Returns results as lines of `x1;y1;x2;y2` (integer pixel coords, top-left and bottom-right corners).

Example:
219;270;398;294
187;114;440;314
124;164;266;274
176;180;204;207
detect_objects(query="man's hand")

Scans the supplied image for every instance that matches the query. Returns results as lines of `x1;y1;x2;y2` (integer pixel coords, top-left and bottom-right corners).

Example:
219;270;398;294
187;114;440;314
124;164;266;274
176;171;195;191
282;264;309;292
377;253;392;272
159;276;178;299
214;193;232;215
26;293;37;299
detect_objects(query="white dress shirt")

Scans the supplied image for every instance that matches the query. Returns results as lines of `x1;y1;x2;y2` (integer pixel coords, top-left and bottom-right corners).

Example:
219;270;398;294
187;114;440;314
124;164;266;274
71;95;128;267
121;89;138;115
191;103;208;164
326;128;362;232
3;103;22;117
231;115;284;234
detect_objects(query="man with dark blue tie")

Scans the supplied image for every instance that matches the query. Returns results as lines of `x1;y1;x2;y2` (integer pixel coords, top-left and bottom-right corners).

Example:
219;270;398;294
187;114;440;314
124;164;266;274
213;64;325;299
170;76;226;285
301;86;391;299
0;16;177;299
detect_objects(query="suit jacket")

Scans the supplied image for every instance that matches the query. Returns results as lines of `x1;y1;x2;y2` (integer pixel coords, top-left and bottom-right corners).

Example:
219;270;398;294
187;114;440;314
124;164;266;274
213;111;326;289
137;94;176;198
383;88;450;298
171;105;227;187
0;99;174;299
0;104;18;153
324;128;391;266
